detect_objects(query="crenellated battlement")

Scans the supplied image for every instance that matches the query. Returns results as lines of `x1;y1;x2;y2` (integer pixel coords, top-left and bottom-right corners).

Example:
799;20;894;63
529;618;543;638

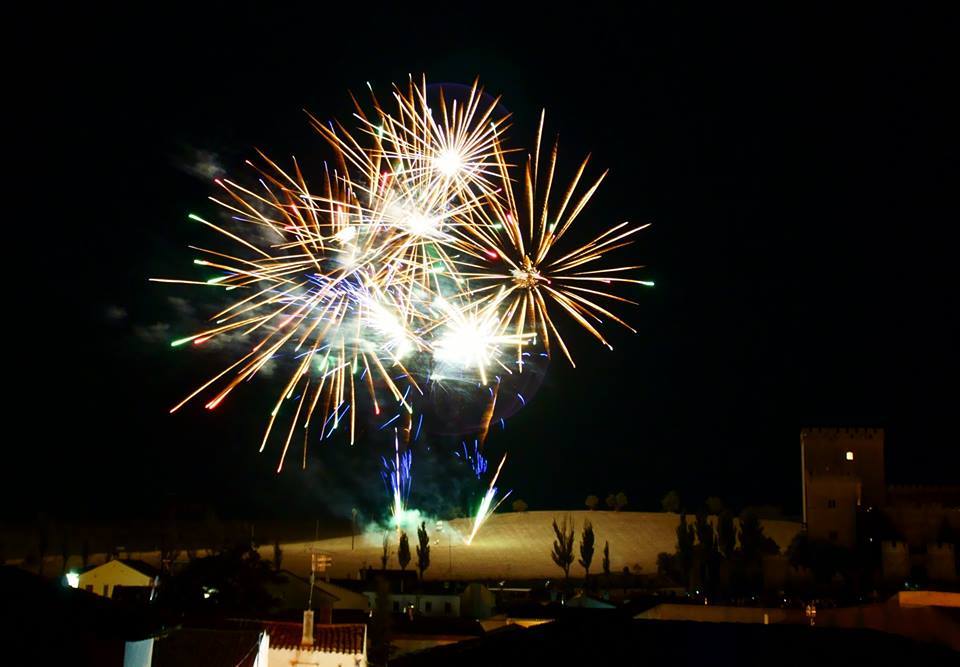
801;426;888;528
887;485;960;508
881;540;909;553
801;427;884;439
888;484;960;493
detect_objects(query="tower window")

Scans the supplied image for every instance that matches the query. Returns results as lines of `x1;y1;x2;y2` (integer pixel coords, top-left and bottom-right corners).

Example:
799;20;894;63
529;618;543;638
845;451;854;461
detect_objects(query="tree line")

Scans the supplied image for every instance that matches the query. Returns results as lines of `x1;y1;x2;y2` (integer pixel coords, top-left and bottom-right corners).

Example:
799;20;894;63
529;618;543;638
377;522;432;582
656;493;779;596
550;516;610;590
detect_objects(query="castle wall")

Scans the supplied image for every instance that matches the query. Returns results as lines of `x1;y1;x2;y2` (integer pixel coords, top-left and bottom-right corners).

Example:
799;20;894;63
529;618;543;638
927;543;957;583
801;428;886;509
882;541;910;581
805;476;859;547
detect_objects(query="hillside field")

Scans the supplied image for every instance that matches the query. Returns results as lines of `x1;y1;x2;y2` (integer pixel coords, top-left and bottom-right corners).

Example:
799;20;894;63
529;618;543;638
268;510;802;581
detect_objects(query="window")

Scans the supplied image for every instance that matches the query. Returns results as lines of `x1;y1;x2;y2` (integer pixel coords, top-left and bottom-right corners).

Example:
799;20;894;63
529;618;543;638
444;602;452;613
392;601;400;612
827;499;837;509
845;451;854;461
424;601;432;612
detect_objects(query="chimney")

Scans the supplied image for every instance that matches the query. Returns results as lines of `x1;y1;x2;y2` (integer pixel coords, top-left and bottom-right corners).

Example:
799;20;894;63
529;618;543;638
318;604;332;624
301;610;315;646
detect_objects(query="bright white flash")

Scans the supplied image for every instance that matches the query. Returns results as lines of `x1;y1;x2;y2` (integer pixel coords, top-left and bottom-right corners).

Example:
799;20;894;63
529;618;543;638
367;302;413;359
334;226;357;243
340;249;358;269
434;314;499;382
385;201;442;238
434;148;463;177
404;211;439;236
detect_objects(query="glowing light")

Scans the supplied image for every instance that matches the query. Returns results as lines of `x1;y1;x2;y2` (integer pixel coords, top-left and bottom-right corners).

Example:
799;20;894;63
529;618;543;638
366;302;414;359
434;148;463;177
435;315;496;369
335;226;357;243
65;572;79;588
404;211;440;236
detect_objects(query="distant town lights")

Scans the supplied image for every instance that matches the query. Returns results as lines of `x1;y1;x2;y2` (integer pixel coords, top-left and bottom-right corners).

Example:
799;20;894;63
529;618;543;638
846;450;854;461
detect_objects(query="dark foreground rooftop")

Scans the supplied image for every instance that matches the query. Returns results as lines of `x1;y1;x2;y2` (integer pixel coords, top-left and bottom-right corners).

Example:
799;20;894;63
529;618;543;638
151;628;262;667
392;614;957;667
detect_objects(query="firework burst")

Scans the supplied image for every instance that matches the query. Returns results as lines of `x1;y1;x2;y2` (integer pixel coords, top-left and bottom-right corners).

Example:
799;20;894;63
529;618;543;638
450;110;654;368
155;76;650;540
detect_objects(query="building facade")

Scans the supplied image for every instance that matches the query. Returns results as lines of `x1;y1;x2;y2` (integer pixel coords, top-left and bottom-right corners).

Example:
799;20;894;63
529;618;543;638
76;559;159;600
800;427;959;582
264;617;366;667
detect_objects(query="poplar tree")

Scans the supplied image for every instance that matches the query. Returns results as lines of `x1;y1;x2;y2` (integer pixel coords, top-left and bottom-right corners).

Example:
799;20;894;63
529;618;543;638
551;516;575;582
579;520;596;582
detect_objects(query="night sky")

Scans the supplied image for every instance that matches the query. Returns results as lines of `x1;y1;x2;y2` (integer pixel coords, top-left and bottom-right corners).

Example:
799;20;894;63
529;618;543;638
11;4;958;522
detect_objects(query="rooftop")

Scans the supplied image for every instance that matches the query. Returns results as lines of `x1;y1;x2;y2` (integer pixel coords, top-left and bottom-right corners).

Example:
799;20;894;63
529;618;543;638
152;628;263;667
391;615;957;667
81;558;161;578
264;621;365;654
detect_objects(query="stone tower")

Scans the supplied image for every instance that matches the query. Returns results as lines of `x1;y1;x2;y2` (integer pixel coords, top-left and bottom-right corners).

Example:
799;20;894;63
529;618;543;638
800;427;885;547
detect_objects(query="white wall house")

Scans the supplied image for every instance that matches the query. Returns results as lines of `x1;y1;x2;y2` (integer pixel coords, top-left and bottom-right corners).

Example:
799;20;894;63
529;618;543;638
78;560;159;599
265;616;366;667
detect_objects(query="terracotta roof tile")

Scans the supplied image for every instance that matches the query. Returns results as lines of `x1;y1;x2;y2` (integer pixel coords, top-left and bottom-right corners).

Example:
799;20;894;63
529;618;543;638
265;622;365;654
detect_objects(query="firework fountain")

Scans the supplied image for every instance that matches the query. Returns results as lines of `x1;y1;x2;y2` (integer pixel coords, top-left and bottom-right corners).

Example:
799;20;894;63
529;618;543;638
464;453;511;545
381;430;412;529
